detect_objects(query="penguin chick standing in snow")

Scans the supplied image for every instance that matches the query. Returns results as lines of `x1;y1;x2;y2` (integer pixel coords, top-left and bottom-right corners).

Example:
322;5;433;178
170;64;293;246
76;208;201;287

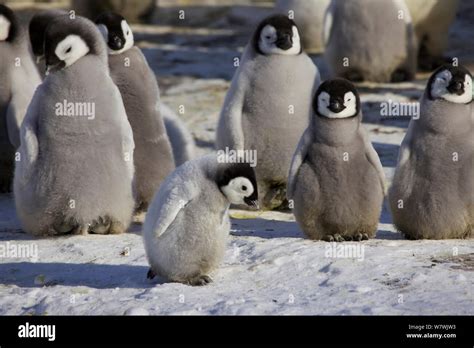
288;79;385;241
216;14;320;210
390;64;473;240
324;0;417;83
95;12;175;212
143;154;258;286
14;16;135;236
0;4;41;192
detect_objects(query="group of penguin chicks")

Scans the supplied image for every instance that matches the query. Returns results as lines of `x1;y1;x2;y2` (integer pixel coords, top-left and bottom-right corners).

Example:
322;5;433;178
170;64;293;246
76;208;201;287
0;2;472;286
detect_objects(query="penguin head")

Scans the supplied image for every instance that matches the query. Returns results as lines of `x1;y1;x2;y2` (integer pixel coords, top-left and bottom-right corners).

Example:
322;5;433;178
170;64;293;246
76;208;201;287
0;4;18;42
428;64;473;104
216;163;259;209
96;12;134;55
314;78;360;119
253;15;302;56
29;10;67;59
44;16;104;74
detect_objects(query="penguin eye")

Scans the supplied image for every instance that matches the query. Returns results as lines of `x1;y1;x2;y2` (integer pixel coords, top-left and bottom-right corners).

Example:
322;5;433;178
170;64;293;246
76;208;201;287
241;185;247;191
65;46;72;54
127;31;130;36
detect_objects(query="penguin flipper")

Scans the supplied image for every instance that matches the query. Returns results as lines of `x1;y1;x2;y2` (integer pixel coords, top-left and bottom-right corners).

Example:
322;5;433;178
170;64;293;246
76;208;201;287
17;93;41;173
287;127;313;200
361;129;386;195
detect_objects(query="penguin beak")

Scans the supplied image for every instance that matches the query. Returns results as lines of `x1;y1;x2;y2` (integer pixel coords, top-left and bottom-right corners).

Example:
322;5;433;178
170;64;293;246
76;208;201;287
244;197;259;210
447;79;465;95
276;33;292;50
109;35;124;50
329;99;346;113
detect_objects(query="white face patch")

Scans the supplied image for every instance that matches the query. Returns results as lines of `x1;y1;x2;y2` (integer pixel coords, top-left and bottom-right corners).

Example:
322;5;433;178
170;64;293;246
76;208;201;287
109;20;134;55
221;177;254;206
54;34;90;68
0;15;11;41
259;25;301;56
431;70;473;104
317;91;357;118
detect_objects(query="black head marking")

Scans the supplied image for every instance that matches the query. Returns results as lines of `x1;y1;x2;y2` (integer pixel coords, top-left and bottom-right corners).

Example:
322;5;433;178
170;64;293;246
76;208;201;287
95;12;127;51
216;162;258;203
44;16;99;71
252;14;301;55
427;63;473;100
29;10;67;57
313;78;360;117
0;4;19;43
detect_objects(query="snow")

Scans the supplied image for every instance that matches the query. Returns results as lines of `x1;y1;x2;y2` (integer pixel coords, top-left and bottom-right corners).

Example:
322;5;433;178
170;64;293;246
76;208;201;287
0;0;473;315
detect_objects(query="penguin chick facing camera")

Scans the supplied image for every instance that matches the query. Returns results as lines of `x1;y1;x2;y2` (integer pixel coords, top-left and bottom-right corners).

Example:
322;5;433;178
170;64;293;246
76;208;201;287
389;64;473;240
216;14;320;211
143;154;258;286
95;12;175;213
0;4;41;192
288;78;385;242
14;15;135;236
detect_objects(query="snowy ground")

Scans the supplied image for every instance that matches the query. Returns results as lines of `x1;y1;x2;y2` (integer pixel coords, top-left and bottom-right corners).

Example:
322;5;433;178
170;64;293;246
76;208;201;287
0;0;472;315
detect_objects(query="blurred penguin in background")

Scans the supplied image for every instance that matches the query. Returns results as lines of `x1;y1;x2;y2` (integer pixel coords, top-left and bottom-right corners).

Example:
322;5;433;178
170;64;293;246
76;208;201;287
0;4;41;192
324;0;417;83
405;0;460;71
274;0;331;53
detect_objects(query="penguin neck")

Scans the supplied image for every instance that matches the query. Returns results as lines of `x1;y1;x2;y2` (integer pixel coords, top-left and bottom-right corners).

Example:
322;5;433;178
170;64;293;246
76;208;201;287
418;93;472;135
312;114;361;146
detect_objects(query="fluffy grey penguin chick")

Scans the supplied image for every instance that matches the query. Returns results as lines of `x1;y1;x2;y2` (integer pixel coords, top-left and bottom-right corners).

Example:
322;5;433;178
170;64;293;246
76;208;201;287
143;154;258;286
96;12;175;212
288;78;385;242
14;15;135;236
216;14;320;210
324;0;417;83
0;4;41;192
390;64;473;240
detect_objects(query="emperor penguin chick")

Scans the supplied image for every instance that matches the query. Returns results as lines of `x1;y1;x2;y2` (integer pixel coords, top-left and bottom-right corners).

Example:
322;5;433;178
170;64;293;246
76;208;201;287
0;4;41;192
96;12;175;212
324;0;417;83
14;16;135;236
274;0;331;53
143;154;258;286
216;15;320;210
389;64;473;240
288;79;385;241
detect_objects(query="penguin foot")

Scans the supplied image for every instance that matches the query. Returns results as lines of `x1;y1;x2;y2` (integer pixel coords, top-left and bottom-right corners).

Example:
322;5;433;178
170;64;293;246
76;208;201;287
188;275;213;286
89;216;111;234
352;233;370;241
323;234;345;242
147;268;156;280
